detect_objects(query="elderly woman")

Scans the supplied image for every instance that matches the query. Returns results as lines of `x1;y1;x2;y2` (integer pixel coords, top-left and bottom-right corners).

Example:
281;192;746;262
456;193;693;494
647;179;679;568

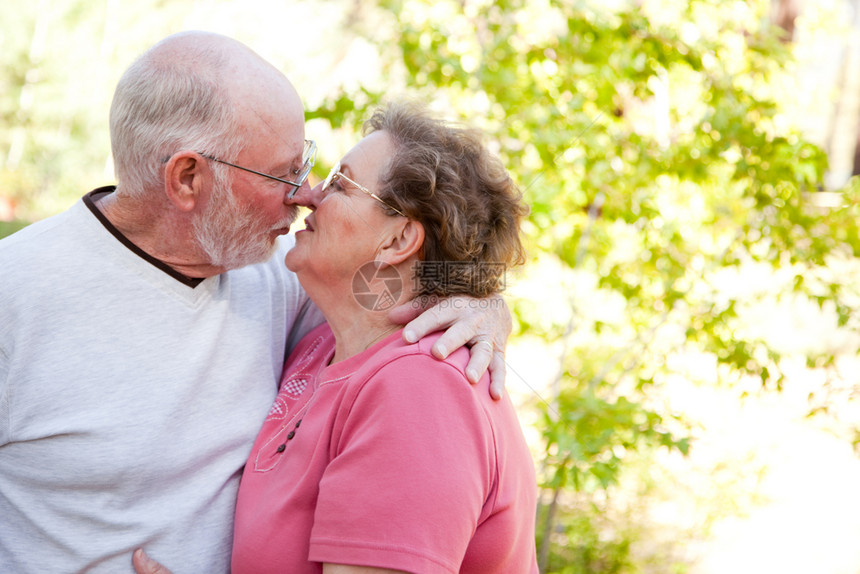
225;103;538;574
130;104;535;574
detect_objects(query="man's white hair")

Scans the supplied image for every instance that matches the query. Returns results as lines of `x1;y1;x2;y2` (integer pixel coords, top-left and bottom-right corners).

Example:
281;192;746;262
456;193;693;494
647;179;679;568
109;33;245;198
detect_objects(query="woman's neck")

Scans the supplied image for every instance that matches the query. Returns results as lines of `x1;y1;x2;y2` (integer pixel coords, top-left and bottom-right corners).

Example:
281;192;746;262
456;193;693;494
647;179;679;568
301;285;400;364
330;321;400;364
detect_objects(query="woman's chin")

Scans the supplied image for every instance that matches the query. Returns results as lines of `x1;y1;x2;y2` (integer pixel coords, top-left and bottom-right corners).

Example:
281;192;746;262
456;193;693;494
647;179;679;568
284;248;306;273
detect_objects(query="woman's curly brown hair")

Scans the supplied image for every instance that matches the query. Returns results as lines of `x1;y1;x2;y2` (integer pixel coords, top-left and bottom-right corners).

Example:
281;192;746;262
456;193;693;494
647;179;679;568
364;102;528;298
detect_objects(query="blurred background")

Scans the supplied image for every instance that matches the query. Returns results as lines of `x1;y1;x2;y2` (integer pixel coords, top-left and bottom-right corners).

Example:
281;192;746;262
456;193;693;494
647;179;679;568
2;0;860;571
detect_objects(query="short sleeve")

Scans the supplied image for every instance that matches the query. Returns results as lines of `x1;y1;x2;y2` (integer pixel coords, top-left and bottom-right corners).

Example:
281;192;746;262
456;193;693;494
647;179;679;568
308;353;495;574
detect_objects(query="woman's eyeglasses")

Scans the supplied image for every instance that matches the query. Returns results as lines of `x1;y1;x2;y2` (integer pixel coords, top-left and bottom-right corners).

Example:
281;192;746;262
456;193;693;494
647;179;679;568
322;161;405;217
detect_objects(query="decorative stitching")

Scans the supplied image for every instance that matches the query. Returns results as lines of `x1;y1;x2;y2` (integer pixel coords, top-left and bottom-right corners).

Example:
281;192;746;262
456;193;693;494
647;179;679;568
265;336;324;421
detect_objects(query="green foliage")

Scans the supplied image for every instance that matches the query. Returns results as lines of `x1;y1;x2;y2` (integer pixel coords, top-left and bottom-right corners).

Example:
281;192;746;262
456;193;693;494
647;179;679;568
0;1;113;218
536;501;635;574
542;379;688;493
2;0;850;569
0;0;212;220
307;0;860;569
0;220;29;239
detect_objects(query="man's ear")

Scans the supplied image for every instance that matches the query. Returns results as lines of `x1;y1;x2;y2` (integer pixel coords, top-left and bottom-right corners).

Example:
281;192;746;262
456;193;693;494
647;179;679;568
380;219;425;265
164;152;209;212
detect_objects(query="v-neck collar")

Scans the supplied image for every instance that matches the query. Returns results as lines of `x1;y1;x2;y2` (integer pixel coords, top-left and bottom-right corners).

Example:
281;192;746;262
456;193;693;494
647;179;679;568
83;187;205;288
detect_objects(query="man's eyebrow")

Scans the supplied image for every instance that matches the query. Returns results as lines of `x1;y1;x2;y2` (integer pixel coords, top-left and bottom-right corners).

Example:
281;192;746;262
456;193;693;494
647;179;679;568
291;151;305;170
277;155;301;173
264;148;303;177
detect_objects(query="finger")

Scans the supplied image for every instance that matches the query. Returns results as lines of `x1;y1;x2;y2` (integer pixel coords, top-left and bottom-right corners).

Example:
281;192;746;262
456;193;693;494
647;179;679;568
465;340;494;384
405;304;461;349
390;296;442;343
430;318;477;359
487;350;507;401
133;549;173;574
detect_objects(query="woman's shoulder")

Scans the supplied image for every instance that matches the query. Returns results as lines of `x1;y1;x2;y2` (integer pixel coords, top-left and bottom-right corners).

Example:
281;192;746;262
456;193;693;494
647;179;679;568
372;330;471;380
343;331;489;412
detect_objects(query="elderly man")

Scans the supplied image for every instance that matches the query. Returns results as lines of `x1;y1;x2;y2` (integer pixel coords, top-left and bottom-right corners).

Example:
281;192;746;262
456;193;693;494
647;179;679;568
0;32;508;574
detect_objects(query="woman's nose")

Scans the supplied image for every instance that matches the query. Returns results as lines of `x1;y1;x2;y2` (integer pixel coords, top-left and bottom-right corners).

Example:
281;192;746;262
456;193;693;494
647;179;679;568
287;179;322;209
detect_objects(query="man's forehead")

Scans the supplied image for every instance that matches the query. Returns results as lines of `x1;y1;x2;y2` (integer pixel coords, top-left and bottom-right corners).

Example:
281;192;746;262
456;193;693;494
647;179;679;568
242;109;305;160
249;105;303;136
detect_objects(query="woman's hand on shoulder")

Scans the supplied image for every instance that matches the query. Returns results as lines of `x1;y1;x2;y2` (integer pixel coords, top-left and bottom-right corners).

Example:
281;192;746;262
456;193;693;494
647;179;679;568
389;293;511;400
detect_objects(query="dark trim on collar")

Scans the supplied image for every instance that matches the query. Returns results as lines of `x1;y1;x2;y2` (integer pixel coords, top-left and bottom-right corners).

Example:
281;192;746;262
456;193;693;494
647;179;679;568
83;187;205;288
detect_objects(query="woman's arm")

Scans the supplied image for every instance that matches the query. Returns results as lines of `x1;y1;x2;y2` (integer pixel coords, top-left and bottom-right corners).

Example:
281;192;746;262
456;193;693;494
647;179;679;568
308;354;493;570
324;564;408;574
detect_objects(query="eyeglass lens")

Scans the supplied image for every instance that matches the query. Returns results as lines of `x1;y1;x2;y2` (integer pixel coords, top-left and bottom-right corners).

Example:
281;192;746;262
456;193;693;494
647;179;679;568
286;140;316;198
322;162;341;191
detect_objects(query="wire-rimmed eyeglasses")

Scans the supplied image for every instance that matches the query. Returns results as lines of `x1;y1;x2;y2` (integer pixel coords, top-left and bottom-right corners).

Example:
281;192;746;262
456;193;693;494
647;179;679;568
322;161;406;217
200;140;316;199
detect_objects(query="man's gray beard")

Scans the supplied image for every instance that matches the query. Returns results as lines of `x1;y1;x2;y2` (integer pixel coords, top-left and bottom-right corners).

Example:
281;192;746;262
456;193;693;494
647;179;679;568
192;171;295;271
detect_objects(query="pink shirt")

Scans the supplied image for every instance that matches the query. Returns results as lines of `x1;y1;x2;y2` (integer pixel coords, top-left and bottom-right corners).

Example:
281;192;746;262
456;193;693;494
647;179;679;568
232;324;538;574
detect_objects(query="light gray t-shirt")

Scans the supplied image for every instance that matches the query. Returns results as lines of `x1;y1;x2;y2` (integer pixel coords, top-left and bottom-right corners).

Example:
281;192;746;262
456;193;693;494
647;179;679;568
0;190;321;573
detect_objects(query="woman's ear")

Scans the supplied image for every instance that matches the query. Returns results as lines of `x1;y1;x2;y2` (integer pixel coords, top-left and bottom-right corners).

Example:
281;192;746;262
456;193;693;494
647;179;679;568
379;219;425;265
164;152;208;212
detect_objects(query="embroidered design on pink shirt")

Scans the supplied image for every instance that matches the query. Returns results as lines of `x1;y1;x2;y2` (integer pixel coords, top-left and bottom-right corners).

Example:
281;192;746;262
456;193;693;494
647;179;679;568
266;336;324;421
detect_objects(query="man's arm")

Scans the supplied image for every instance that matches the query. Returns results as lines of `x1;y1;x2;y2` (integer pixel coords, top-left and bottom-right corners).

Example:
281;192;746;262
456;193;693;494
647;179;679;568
389;293;512;399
